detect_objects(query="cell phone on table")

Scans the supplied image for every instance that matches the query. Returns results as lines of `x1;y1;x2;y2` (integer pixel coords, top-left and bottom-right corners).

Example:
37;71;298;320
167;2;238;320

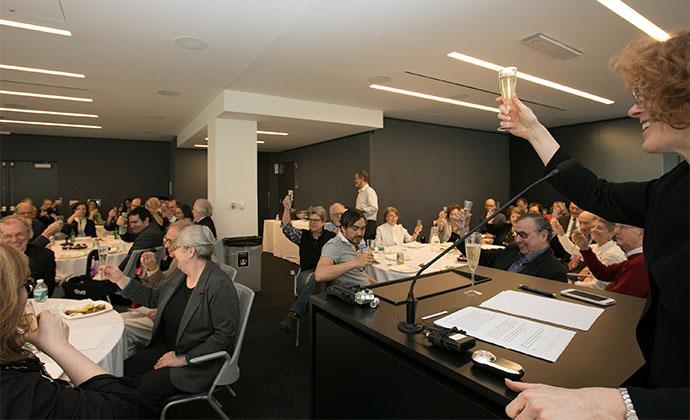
560;288;616;306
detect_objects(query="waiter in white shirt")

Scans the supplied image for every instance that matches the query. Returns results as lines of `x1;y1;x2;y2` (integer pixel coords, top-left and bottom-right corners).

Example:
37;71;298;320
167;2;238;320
354;170;378;240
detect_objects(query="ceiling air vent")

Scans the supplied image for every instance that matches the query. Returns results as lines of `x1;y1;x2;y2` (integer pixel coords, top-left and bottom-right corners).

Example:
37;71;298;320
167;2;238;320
522;33;581;60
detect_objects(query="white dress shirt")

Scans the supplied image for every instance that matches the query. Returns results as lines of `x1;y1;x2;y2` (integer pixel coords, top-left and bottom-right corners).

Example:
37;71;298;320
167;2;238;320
356;183;378;221
375;223;414;247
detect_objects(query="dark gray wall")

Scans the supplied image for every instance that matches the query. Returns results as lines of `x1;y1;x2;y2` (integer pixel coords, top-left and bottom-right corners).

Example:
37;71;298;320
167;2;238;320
276;118;510;234
370;119;509;232
279;132;371;212
510;118;663;207
172;148;208;207
1;133;170;213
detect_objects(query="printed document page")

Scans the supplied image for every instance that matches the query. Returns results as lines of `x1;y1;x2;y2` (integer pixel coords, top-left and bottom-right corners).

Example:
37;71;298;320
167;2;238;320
435;306;575;362
479;290;604;331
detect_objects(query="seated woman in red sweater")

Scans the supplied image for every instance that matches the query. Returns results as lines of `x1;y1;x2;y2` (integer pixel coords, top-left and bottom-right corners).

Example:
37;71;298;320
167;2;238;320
572;224;649;298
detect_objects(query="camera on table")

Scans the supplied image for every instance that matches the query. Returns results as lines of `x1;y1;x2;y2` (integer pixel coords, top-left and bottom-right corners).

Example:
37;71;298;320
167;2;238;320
355;288;380;308
327;284;380;308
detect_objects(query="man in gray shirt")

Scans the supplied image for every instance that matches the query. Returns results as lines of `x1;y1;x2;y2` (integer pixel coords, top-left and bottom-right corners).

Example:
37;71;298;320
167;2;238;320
315;209;375;287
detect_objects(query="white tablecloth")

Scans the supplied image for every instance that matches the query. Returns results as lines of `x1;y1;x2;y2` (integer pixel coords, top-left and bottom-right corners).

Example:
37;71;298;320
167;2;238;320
262;219;309;264
51;237;132;283
33;298;125;378
367;243;469;283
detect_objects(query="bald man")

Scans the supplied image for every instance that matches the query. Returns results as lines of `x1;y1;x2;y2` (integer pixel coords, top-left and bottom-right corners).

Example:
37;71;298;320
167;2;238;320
325;203;346;233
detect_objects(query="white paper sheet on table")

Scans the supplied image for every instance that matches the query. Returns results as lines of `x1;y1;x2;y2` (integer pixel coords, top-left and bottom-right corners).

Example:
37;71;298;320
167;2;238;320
479;290;604;331
434;306;575;362
69;325;116;351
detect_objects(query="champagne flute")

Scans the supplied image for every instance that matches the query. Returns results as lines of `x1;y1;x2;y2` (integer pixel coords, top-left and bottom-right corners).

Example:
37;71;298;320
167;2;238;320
94;244;109;280
464;232;483;296
497;66;517;132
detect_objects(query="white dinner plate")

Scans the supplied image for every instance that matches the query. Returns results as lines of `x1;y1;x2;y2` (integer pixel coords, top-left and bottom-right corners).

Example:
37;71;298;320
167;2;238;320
390;265;419;274
59;299;113;320
403;242;423;249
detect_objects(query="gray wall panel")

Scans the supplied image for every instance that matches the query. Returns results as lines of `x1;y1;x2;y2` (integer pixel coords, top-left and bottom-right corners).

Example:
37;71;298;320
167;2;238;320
278;133;371;212
2;134;170;213
509;118;664;209
173;148;208;207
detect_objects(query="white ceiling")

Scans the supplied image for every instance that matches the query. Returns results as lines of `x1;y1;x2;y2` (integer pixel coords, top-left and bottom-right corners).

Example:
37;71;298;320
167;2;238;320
1;0;688;151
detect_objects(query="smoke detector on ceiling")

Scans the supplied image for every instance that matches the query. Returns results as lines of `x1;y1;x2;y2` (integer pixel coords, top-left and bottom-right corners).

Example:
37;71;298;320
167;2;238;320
522;33;581;60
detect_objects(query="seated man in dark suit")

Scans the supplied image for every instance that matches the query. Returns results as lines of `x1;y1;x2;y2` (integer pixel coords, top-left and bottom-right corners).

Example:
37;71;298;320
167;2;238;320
119;207;164;271
472;213;566;282
0;215;57;296
192;199;216;238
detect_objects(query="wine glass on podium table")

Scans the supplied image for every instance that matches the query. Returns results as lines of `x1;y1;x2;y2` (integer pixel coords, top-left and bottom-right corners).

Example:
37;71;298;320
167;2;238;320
464;232;482;296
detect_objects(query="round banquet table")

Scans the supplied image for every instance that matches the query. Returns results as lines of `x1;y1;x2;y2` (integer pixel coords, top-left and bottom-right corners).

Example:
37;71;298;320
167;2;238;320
33;298;125;379
50;237;132;284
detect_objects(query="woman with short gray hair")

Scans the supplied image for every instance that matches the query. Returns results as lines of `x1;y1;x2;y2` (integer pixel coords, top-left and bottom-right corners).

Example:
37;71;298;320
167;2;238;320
101;223;239;415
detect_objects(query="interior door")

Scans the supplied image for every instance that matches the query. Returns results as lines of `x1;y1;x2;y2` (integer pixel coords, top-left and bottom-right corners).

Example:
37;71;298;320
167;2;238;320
6;161;59;208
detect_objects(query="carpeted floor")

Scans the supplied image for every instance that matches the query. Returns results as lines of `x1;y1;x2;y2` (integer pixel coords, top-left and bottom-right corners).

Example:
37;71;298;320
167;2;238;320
166;253;311;419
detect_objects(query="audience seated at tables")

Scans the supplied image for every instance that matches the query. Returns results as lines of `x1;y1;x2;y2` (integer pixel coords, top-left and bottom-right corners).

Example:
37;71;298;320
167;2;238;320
375;206;422;247
279;195;335;332
490;206;525;247
176;203;194;221
548;200;567;221
553;210;595;271
354;169;379;240
527;202;544;215
467;213;567;282
568;217;626;289
118;207;164;271
436;203;471;242
146;196;169;232
104;206;120;231
166;198;180;223
515;197;528;212
37;198;56;227
325;202;346;233
14;201;62;248
64;201;97;238
120;198;133;213
315;209;376;288
121;220;192;357
1;215;57;297
102;225;240;416
0;244;138;418
573;224;649;298
131;197;143;209
192;198;216;238
86;199;103;225
479;197;506;231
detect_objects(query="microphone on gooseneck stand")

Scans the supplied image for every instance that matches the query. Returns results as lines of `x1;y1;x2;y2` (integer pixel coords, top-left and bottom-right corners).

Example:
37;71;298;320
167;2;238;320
397;159;575;334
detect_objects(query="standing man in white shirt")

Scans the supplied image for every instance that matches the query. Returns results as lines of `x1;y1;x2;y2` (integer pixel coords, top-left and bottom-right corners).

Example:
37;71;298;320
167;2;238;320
354;170;378;240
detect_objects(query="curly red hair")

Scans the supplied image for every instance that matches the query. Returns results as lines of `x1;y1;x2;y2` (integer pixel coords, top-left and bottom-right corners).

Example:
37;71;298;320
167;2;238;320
611;30;689;129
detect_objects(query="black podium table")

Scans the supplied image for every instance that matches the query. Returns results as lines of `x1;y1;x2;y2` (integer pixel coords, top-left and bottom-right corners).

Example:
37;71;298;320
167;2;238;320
310;266;645;419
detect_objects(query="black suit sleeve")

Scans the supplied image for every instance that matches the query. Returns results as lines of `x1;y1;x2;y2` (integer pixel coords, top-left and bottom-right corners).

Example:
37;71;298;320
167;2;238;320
30;235;50;248
85;220;97;237
546;148;651;227
45;253;56;297
628;386;689;419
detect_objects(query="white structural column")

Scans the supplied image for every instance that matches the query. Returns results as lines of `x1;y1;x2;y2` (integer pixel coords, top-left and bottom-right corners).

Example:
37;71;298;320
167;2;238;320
207;117;258;239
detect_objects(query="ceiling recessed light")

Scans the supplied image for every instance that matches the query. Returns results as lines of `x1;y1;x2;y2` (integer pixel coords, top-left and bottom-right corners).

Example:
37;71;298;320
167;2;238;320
204;137;208;141
0;89;93;102
369;84;500;113
447;52;614;104
0;19;72;36
194;144;208;148
256;130;288;136
174;36;208;50
157;90;180;96
0;107;99;118
257;140;265;144
0;64;85;78
0;119;101;129
596;0;670;41
368;75;392;84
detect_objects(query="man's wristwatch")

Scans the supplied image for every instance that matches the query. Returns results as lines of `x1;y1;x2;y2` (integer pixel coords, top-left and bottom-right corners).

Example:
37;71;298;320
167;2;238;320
618;388;639;420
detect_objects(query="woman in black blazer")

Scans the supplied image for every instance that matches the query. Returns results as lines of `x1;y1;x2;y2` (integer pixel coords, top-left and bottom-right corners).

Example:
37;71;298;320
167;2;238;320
102;224;239;415
63;201;97;237
497;31;689;420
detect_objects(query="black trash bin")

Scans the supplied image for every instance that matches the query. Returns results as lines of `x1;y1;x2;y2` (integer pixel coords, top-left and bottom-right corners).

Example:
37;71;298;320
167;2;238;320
215;236;262;291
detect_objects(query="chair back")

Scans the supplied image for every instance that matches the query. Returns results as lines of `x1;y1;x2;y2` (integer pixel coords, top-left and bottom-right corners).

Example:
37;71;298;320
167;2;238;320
121;248;150;278
220;263;238;282
213;282;254;387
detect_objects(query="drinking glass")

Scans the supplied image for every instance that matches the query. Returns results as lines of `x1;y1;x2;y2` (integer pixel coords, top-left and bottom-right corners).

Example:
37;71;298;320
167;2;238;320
20;301;38;334
464;232;483;296
94;244;109;280
497;66;517;132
